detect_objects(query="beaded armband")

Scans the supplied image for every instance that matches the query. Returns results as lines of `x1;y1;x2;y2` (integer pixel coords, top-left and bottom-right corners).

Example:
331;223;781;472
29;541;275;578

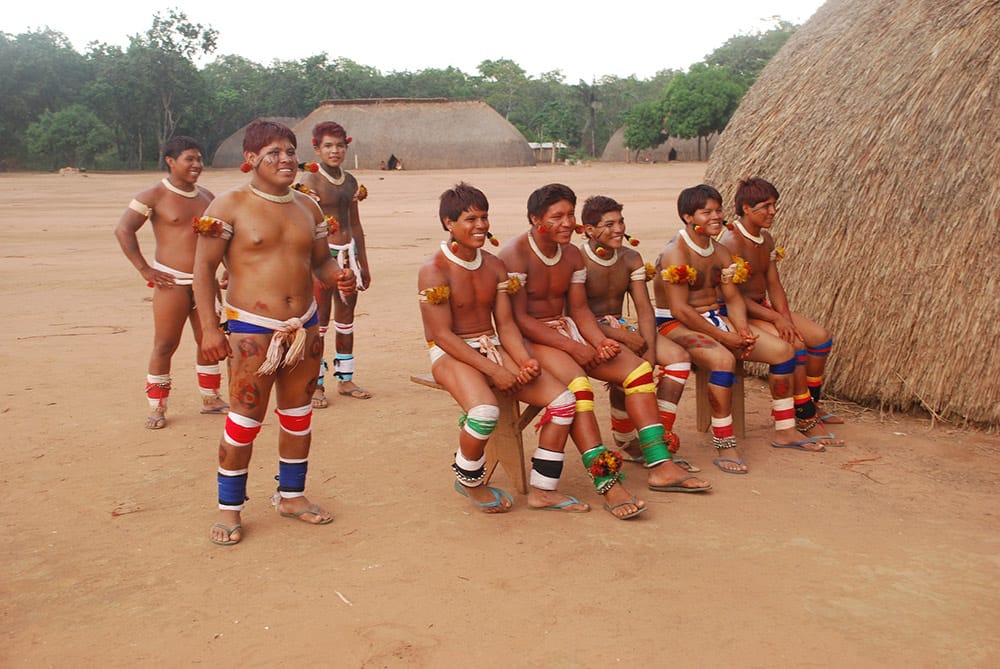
192;216;233;240
721;256;751;284
629;266;647;282
129;199;152;218
497;275;522;294
770;245;786;263
571;268;588;284
661;264;698;285
314;217;330;240
508;272;527;287
418;286;451;304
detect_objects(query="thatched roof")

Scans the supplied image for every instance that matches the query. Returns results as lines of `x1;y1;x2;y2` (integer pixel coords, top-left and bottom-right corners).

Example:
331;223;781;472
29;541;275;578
600;127;717;163
705;0;1000;427
211;117;301;167
291;99;535;170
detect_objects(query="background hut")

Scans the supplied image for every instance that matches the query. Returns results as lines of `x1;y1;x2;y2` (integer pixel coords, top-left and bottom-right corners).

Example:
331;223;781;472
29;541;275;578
600;127;716;163
211;117;301;167
705;0;1000;427
291;99;535;170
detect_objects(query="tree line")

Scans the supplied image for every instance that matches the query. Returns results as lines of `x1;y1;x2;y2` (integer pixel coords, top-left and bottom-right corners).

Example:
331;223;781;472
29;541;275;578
0;10;796;170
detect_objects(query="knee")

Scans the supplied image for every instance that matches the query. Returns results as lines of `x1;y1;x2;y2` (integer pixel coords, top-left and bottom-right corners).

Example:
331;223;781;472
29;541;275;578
703;348;736;372
151;337;181;358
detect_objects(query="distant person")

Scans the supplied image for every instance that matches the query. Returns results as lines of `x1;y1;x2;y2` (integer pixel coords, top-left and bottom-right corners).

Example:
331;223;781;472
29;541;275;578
297;121;373;405
668;147;677;162
193;119;356;546
114;136;227;430
418;183;586;514
719;177;844;440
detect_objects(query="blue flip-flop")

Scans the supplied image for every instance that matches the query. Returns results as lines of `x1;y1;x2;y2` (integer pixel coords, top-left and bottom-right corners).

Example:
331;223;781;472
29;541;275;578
453;480;513;509
771;438;825;452
713;457;749;474
530;495;589;512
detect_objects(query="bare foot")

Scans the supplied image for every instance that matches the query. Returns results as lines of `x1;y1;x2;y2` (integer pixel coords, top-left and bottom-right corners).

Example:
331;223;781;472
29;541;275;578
647;460;711;492
815;403;845;424
145;407;166;430
337;380;372;399
274;495;333;524
602;481;646;519
210;509;242;545
527;487;590;512
453;481;513;513
200;394;229;414
772;427;826;452
311;385;329;409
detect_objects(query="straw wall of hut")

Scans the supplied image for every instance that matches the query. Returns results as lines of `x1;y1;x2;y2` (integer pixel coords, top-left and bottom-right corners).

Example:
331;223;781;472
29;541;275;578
291;99;535;170
211;117;301;167
705;0;1000;426
600;127;716;163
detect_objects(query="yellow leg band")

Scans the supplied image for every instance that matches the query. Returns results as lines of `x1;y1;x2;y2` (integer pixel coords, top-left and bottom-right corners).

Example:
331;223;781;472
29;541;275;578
568;376;595;413
623;361;656;395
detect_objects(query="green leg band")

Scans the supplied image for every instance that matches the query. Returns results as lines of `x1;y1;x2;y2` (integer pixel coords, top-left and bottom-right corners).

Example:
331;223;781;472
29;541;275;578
638;424;670;467
582;445;623;494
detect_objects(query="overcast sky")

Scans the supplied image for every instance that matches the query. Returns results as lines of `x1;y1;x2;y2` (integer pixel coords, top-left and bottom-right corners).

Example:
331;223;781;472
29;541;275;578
6;1;825;82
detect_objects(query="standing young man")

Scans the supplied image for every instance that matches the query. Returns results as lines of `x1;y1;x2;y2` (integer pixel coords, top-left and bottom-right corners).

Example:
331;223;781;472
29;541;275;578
578;195;704;475
654;184;824;476
719;177;844;438
114;136;228;429
419;183;587;514
500;184;710;521
297;121;372;405
193;120;356;546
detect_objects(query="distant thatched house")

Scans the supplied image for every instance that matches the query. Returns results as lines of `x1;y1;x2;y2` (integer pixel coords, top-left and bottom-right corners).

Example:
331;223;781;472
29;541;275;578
600;127;717;163
705;0;1000;426
211;117;301;167
290;99;535;170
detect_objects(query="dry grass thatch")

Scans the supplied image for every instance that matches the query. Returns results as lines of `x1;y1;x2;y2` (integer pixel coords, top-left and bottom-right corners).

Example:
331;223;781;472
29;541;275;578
211;116;301;167
601;127;718;163
705;0;1000;427
290;99;535;170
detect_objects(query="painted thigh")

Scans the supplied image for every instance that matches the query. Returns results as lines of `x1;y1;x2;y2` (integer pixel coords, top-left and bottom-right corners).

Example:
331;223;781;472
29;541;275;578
273;327;324;410
227;332;277;421
664;327;735;372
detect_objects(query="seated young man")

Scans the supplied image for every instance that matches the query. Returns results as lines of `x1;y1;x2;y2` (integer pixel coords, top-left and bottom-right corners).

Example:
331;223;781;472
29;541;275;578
719;177;844;437
418;183;588;514
654;184;825;476
577;195;703;474
499;184;711;521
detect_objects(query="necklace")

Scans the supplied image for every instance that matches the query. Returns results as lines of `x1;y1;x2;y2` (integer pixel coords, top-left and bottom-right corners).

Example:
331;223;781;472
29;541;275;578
318;166;346;186
441;241;481;270
678;228;714;257
249;184;294;204
528;232;562;266
161;178;198;199
735;220;765;245
583;242;618;266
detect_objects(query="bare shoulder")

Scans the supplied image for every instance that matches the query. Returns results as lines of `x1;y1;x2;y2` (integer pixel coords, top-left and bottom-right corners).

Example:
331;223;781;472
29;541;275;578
562;242;584;268
659;239;685;266
133;182;164;207
293;190;324;221
714;239;736;262
497;233;527;270
761;229;777;250
198;185;215;200
482;251;508;279
202;186;248;221
418;251;448;288
620;247;645;271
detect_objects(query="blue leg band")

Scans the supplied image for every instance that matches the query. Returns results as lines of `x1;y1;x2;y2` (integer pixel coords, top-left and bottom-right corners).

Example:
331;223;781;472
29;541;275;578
708;371;736;388
218;470;248;508
277;460;308;494
770;357;796;375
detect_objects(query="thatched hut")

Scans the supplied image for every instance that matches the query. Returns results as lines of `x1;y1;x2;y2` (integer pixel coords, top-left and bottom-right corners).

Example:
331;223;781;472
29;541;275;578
211;117;301;167
600;127;716;163
705;0;1000;427
291;99;535;170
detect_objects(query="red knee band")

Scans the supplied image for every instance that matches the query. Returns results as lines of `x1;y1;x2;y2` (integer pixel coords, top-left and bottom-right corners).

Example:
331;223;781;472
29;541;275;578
224;413;262;446
276;405;312;435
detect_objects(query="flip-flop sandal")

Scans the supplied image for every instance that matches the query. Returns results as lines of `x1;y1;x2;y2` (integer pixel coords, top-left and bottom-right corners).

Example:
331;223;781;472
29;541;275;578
771;439;826;452
649;475;712;493
712;457;748;474
529;495;589;512
453;480;513;510
602;496;647;520
210;522;242;546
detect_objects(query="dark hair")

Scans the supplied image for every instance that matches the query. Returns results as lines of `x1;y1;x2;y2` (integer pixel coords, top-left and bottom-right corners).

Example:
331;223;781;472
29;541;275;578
581;195;623;227
439;182;489;231
243;119;297;154
526;183;576;223
311;121;347;145
735;177;780;215
161;135;202;161
677;184;723;221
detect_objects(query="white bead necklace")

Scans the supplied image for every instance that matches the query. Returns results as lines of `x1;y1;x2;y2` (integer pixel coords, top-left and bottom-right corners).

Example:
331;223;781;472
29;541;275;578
582;242;618;266
528;231;562;266
441;241;482;270
249;184;294;203
678;228;714;257
318;166;346;186
161;178;199;199
735;220;765;245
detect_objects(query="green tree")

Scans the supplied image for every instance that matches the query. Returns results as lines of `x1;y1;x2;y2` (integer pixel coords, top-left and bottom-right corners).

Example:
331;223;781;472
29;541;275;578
704;19;797;87
661;64;745;159
622;100;667;160
478;58;527;120
26;104;114;169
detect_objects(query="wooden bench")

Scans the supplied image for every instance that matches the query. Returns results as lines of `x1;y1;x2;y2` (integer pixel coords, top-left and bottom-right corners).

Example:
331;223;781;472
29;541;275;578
693;362;746;438
409;374;540;494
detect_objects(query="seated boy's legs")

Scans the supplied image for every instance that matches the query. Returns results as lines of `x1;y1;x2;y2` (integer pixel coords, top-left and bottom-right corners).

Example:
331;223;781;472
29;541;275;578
663;327;748;473
655;337;691;456
271;327;333;523
210;330;278;544
514;362;589;513
744;323;824;452
531;344;646;518
791;312;839;422
589;349;710;491
432;354;512;512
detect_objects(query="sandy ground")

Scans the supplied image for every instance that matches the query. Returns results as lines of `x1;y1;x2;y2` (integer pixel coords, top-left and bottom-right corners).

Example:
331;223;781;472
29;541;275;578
1;162;998;668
